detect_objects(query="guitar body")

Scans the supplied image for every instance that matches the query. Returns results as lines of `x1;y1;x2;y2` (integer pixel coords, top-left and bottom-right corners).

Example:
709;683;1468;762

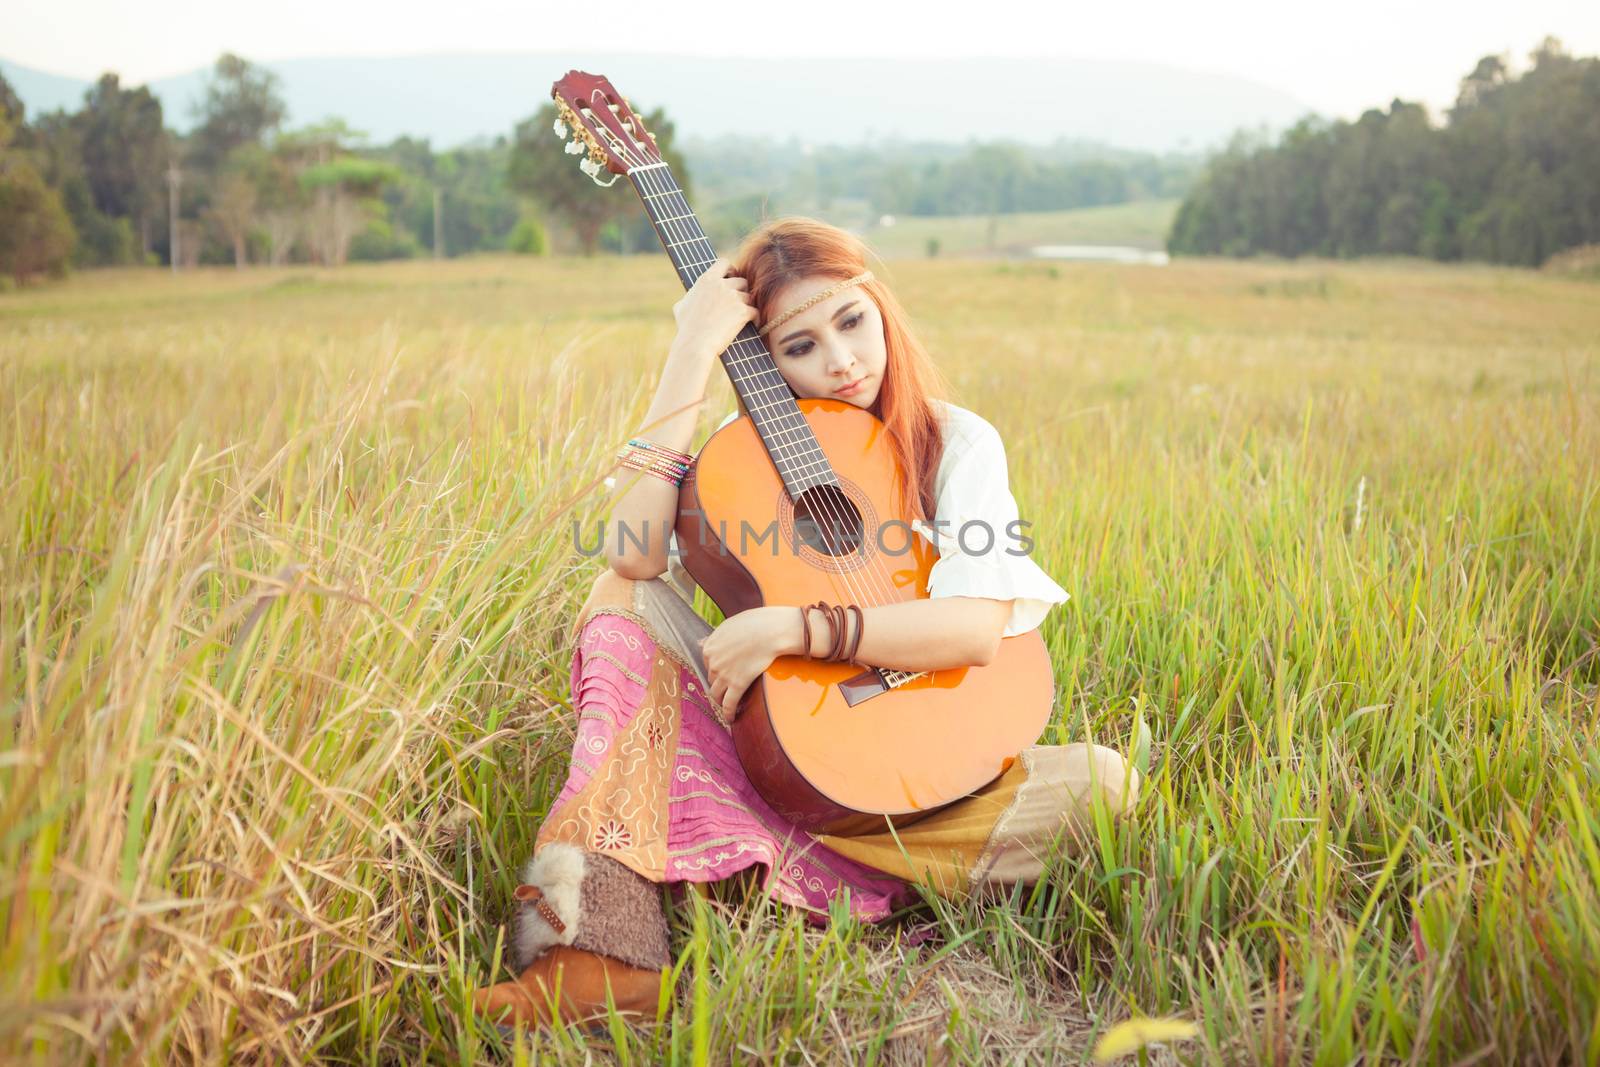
677;399;1055;835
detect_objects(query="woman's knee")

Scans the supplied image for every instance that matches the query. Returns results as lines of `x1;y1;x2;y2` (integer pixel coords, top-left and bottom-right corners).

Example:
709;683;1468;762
584;567;674;611
592;565;676;594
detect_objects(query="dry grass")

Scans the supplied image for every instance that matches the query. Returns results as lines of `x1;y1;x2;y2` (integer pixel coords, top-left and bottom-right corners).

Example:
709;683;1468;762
2;252;1597;1064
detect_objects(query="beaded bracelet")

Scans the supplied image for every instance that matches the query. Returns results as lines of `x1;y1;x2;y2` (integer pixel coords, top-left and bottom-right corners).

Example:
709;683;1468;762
624;437;695;466
611;449;689;488
605;436;695;490
617;448;690;476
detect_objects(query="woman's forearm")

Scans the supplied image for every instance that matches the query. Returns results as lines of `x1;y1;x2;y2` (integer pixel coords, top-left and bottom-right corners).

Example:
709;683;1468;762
776;596;1013;672
605;343;718;578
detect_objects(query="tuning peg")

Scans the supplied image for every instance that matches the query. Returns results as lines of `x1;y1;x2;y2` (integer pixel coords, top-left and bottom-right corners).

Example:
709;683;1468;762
564;140;584;156
579;156;601;178
553;118;568;138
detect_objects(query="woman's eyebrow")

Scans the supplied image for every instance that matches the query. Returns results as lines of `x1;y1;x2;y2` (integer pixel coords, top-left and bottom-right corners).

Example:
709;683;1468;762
776;301;861;345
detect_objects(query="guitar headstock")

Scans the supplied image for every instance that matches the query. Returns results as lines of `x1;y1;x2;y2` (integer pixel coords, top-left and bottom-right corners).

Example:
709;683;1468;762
551;71;661;185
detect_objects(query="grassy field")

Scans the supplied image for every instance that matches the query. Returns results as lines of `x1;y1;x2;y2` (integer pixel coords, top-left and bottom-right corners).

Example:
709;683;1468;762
2;252;1598;1064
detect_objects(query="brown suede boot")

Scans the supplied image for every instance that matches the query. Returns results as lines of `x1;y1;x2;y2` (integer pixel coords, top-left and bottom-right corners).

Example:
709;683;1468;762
470;844;674;1030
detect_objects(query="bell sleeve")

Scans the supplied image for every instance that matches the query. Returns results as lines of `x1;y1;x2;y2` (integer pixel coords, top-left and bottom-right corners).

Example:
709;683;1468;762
919;418;1070;638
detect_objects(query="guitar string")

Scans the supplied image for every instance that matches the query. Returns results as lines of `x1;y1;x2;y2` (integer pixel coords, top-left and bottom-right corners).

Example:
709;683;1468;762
633;163;909;623
638;160;926;628
617;133;912;637
632;165;900;620
576;95;935;699
628;161;904;625
572;100;890;607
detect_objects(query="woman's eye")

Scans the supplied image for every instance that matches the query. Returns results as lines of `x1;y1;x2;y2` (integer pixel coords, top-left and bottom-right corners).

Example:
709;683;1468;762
784;315;861;356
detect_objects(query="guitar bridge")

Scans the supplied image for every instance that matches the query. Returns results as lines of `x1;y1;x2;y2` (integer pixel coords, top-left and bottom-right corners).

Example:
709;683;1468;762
838;667;926;707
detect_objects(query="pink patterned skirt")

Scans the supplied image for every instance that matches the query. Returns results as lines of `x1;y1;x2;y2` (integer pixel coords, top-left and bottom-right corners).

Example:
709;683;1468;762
533;570;918;925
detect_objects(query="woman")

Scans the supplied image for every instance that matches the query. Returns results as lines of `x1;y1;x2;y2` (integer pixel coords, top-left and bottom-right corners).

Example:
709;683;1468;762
470;218;1140;1029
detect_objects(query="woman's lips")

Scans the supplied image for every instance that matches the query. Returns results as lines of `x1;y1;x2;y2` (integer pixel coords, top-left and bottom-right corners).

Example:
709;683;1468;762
835;377;866;396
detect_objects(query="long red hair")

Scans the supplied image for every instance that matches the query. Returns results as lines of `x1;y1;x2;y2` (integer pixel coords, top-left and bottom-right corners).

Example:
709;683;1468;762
728;217;951;524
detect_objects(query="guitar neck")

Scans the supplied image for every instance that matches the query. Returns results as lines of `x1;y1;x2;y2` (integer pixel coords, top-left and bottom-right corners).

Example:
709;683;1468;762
628;161;834;496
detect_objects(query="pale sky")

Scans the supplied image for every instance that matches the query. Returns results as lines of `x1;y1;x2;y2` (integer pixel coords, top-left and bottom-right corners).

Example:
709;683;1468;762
6;0;1598;122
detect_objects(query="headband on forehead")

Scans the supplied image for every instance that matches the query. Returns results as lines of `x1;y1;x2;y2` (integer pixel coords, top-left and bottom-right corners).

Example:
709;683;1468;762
757;271;875;337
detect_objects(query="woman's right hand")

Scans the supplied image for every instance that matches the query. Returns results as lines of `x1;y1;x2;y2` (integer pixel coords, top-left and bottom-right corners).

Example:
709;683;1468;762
670;257;759;364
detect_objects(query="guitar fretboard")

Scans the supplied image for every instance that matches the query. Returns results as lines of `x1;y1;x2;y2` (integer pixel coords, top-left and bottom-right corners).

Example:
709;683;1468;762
629;161;839;498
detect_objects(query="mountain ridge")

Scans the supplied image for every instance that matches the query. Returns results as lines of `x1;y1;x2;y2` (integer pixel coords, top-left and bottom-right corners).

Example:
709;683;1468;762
0;51;1316;154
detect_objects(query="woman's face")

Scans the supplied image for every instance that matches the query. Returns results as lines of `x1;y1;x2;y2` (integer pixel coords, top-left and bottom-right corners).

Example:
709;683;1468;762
763;275;887;411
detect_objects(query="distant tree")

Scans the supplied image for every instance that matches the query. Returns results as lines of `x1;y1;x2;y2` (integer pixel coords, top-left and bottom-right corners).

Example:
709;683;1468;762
299;158;392;265
189;54;287;171
507;213;547;254
367;136;517;259
57;177;137;265
0;99;76;284
18;107;135;267
0;162;77;284
206;166;258;267
0;75;23;133
286;122;399;265
1452;53;1510;114
509;102;692;255
1168;39;1600;267
72;73;167;255
223;142;306;265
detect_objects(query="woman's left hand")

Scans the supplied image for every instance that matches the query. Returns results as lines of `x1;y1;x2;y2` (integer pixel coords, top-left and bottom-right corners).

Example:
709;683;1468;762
700;606;794;723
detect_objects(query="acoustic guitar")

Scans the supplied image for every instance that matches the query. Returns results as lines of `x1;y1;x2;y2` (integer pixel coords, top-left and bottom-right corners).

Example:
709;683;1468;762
552;71;1055;835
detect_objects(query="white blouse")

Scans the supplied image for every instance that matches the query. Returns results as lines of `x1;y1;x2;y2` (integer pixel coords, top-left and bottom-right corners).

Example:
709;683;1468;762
918;400;1071;637
666;400;1070;637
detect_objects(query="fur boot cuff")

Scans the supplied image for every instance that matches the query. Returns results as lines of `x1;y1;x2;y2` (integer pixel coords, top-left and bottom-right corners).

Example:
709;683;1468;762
509;844;671;974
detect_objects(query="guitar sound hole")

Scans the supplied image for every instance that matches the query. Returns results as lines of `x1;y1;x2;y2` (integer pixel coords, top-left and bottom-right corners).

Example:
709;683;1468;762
792;485;865;558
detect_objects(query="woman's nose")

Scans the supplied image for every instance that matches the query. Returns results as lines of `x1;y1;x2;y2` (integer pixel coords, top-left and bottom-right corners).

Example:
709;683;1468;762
825;344;856;374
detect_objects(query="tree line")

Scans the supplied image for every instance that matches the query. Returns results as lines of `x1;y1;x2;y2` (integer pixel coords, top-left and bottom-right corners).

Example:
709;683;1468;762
0;52;1207;284
1168;37;1600;267
20;41;1590;282
0;54;549;283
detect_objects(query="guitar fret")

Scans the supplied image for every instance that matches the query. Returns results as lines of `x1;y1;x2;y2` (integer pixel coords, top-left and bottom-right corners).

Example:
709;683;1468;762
776;452;832;477
749;411;814;444
749;414;808;443
751;411;814;442
759;434;816;462
750;421;820;452
662;223;705;245
779;455;830;476
735;378;792;401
